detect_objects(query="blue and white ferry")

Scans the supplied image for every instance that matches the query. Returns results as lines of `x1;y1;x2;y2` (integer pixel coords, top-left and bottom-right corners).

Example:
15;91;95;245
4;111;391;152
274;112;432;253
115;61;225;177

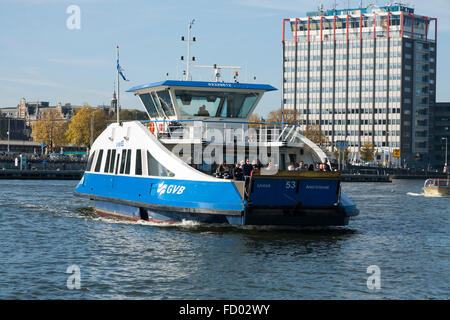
74;79;358;226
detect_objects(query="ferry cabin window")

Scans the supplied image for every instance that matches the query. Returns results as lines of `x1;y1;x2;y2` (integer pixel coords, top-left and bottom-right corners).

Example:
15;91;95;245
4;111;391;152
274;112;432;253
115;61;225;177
114;153;120;175
125;149;132;174
104;150;111;173
119;149;127;174
109;149;116;173
86;151;96;172
175;90;258;118
146;151;174;177
94;150;103;172
135;149;142;175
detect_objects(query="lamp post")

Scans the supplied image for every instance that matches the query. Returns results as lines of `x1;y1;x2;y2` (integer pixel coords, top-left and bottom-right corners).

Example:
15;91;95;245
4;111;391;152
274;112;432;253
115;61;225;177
90;114;94;148
7;118;10;153
443;137;448;169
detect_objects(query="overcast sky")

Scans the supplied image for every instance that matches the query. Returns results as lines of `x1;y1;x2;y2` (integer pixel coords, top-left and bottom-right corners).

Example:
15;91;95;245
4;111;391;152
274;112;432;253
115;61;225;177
1;0;449;116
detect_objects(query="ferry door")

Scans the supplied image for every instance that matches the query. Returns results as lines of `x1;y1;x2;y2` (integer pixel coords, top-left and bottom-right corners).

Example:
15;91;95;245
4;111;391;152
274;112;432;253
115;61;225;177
280;154;286;171
288;153;296;167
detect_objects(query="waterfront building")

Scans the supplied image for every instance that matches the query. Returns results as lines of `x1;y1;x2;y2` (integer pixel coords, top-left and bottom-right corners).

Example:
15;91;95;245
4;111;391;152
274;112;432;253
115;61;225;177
2;88;121;126
282;4;437;167
97;89;118;117
433;102;450;167
0;115;30;141
0;107;17;117
14;99;82;126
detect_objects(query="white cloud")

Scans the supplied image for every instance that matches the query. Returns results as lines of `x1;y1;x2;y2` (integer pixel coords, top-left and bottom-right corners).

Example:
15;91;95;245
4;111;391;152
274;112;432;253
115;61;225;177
0;77;67;88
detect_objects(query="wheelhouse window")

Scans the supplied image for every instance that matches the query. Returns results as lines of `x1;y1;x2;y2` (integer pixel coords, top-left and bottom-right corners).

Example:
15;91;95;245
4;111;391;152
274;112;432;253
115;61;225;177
139;90;176;118
147;151;174;177
154;90;175;116
174;90;258;118
139;93;159;118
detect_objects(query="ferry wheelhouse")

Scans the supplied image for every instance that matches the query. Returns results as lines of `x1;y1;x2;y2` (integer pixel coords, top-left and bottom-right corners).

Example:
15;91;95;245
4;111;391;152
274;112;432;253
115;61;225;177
74;80;359;226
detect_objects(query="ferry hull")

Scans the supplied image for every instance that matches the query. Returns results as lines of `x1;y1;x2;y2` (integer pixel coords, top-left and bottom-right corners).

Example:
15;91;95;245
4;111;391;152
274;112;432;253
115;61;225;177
83;196;357;227
93;199;241;224
76;172;358;227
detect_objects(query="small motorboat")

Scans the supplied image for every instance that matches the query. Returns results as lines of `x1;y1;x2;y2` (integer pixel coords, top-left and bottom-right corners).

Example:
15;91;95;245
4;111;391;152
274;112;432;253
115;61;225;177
423;178;450;196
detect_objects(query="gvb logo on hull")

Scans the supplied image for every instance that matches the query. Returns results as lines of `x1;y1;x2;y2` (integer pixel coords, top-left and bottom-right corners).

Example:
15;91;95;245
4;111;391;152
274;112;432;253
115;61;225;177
157;182;185;196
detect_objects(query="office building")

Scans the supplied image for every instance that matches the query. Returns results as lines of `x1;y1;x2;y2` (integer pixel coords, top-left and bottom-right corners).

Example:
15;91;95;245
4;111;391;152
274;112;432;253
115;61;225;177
282;4;437;167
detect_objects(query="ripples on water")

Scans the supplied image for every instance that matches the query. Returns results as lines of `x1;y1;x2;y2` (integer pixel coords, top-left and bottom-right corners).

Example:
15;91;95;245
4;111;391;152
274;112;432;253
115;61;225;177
0;179;448;299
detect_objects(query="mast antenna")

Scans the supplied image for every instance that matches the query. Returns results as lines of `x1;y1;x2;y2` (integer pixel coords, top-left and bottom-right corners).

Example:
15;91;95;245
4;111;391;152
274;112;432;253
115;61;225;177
194;64;242;82
181;19;196;81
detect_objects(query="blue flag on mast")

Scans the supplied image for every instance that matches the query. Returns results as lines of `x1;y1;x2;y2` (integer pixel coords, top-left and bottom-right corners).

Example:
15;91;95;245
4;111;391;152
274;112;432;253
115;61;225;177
117;59;129;81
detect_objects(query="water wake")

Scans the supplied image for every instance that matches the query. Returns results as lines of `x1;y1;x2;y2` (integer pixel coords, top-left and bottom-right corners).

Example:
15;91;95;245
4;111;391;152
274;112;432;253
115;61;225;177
407;192;446;198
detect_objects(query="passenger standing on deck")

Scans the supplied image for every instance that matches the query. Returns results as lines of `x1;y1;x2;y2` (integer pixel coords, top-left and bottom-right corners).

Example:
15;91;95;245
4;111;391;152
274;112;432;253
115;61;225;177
243;158;253;187
296;161;305;171
322;158;331;172
233;162;243;181
288;162;295;171
216;160;230;178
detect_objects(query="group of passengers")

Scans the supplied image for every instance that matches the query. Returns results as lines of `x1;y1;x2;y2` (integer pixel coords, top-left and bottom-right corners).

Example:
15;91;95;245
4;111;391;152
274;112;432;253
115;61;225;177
215;158;261;181
215;157;332;179
287;158;331;172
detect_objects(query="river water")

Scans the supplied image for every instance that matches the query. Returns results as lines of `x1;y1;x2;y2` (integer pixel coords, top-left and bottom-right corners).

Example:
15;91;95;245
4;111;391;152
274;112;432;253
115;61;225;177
0;179;448;299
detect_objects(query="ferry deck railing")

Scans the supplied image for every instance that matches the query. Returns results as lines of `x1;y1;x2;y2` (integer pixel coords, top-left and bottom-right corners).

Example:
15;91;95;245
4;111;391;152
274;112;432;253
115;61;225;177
140;119;302;144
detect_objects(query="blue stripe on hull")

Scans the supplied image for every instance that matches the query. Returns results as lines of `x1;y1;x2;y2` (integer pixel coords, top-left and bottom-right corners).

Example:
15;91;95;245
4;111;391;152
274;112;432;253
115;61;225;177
76;173;244;212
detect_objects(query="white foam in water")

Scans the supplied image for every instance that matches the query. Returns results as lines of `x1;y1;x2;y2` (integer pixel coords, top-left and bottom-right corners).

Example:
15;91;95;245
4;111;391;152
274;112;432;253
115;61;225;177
90;215;203;228
407;192;446;198
84;213;340;231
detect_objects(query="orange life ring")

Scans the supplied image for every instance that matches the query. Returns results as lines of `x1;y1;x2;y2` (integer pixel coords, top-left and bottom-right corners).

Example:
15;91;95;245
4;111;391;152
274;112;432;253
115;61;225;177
158;123;163;132
148;122;155;133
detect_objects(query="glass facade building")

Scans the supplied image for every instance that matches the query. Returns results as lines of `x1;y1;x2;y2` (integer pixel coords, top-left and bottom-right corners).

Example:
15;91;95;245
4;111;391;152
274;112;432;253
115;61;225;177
282;4;437;166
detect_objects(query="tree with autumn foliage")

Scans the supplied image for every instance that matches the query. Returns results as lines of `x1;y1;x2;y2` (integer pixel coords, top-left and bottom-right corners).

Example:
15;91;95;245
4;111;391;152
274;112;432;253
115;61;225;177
66;105;109;148
333;148;349;161
248;113;263;128
31;111;68;152
302;124;329;150
360;141;375;162
266;108;301;125
119;109;148;121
